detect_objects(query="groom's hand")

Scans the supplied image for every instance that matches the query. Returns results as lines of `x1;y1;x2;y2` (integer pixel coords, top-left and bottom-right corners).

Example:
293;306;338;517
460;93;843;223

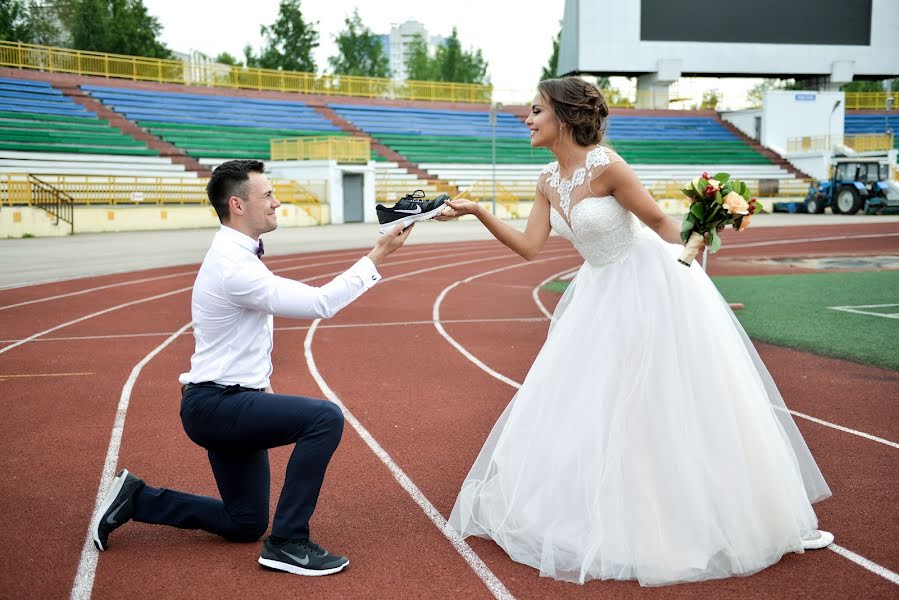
367;223;413;267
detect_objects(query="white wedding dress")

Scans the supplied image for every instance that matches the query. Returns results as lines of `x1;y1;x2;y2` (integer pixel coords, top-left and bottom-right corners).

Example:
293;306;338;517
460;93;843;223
449;146;831;586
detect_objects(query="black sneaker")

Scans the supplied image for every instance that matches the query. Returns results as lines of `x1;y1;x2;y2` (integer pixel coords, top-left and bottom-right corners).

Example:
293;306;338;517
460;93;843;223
258;536;349;576
91;468;144;551
376;190;449;234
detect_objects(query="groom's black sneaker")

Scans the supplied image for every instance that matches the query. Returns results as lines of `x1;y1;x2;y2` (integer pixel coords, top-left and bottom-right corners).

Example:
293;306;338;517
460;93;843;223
376;189;449;234
258;536;349;576
92;468;144;551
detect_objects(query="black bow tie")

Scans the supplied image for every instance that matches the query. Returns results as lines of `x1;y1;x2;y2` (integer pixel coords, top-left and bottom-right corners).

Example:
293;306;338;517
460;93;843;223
256;238;264;258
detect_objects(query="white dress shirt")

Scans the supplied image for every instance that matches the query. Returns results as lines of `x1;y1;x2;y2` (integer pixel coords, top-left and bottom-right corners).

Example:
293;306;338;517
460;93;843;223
179;225;381;389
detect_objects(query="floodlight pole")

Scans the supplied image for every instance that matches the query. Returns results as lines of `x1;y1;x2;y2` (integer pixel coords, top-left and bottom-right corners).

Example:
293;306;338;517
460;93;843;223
489;102;502;215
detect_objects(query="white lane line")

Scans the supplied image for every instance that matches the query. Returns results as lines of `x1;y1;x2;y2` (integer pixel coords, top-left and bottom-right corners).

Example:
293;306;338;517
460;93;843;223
787;409;899;449
68;248;518;600
827;304;899;320
305;320;514;600
0;245;472;311
432;258;899;586
531;266;580;320
70;322;193;600
725;232;899;250
300;254;587;599
0;271;196;311
1;247;499;355
433;256;574;388
829;544;899;585
0;287;192;356
0;317;550;344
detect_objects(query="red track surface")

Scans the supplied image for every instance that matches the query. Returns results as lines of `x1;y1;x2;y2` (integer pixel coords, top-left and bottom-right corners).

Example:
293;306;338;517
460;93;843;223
0;224;897;599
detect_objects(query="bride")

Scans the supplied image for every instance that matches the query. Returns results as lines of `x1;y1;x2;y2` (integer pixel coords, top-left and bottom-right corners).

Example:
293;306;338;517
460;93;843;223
436;77;833;586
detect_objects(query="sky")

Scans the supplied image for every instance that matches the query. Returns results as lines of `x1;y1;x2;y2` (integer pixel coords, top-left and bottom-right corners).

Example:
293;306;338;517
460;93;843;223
143;0;565;105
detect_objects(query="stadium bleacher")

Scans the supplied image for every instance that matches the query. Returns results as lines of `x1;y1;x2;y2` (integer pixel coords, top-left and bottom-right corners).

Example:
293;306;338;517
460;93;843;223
844;114;899;151
83;85;344;159
0;78;157;157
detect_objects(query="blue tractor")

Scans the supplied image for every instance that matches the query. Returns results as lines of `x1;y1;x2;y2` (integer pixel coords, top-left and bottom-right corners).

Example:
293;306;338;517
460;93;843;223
802;159;896;215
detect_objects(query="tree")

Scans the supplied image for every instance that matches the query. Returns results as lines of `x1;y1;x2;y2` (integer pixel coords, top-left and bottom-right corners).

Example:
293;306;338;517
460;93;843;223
700;89;720;110
328;8;388;78
215;52;241;67
540;26;559;81
0;0;32;42
434;27;487;84
841;79;889;92
253;0;318;72
404;34;435;81
70;0;170;58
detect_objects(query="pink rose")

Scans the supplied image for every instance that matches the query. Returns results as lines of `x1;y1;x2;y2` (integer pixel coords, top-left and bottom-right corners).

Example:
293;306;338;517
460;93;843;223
722;191;749;215
738;213;752;231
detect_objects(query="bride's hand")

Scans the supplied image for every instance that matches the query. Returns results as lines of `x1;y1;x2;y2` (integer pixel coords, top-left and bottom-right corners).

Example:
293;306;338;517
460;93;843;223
433;199;481;221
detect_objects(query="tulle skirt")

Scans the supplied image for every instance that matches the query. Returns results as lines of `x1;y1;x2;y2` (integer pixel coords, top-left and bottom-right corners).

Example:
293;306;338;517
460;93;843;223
449;230;831;586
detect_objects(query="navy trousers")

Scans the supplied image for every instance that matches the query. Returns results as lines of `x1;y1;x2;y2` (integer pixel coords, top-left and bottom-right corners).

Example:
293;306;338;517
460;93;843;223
132;386;344;542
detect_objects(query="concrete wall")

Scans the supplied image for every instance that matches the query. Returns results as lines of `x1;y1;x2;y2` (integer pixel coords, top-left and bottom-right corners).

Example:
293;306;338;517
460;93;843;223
761;91;845;154
268;160;376;224
1;204;327;238
721;108;762;140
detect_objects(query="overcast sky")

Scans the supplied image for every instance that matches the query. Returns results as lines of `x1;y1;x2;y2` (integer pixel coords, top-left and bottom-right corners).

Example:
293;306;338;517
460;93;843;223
143;0;564;104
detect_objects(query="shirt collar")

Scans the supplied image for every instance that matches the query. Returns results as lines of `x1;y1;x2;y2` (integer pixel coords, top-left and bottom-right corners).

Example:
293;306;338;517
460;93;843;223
218;225;262;257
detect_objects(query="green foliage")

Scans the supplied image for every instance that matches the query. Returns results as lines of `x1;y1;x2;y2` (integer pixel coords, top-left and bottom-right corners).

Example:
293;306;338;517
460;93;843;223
328;8;388;78
700;89;720;110
0;0;32;42
214;52;241;66
540;26;559;81
405;27;487;84
250;0;318;72
1;0;70;45
841;79;889;92
70;0;170;58
404;34;436;81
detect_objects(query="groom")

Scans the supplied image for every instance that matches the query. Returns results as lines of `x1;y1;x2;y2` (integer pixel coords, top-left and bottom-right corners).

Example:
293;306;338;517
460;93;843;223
90;159;412;575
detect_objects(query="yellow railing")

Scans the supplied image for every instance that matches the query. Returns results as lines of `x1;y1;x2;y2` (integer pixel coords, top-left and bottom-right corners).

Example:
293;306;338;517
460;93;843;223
271;136;370;163
844;92;899;110
786;135;838;153
0;41;492;103
786;133;895;153
845;133;894;153
455;181;521;217
374;177;455;203
0;174;327;222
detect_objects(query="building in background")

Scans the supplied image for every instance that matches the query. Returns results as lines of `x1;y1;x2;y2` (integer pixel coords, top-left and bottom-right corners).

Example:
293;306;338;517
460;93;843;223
380;20;446;81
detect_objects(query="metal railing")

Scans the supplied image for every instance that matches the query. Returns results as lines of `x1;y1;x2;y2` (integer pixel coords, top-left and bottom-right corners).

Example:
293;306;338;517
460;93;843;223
0;41;493;104
786;133;894;154
271;136;370;163
0;174;326;225
21;175;74;233
844;92;899;110
844;133;894;153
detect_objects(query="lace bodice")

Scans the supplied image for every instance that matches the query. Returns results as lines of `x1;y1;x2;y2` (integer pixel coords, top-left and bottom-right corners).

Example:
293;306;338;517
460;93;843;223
541;147;642;267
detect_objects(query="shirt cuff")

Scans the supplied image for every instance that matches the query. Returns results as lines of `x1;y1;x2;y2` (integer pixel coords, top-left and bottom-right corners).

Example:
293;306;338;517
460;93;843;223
352;256;382;288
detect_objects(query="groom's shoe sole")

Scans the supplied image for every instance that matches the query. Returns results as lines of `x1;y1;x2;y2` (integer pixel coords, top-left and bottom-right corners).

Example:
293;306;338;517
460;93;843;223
378;203;448;234
258;556;349;576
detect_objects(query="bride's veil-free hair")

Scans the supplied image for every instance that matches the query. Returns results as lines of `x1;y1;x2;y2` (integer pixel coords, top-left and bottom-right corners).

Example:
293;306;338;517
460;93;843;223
537;77;610;147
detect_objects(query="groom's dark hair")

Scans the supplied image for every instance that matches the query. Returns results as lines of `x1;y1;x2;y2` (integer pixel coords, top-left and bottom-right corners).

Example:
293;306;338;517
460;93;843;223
207;159;266;223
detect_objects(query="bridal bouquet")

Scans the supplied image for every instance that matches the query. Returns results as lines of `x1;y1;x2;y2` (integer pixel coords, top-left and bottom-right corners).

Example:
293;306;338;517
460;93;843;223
678;172;758;266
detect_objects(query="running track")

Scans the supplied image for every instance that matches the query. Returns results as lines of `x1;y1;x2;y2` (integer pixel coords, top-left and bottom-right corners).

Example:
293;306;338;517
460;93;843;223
0;222;897;599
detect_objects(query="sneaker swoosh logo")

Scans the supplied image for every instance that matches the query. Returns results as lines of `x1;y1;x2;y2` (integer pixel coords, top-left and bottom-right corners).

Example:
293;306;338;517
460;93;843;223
105;500;127;525
394;206;422;214
282;549;310;566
